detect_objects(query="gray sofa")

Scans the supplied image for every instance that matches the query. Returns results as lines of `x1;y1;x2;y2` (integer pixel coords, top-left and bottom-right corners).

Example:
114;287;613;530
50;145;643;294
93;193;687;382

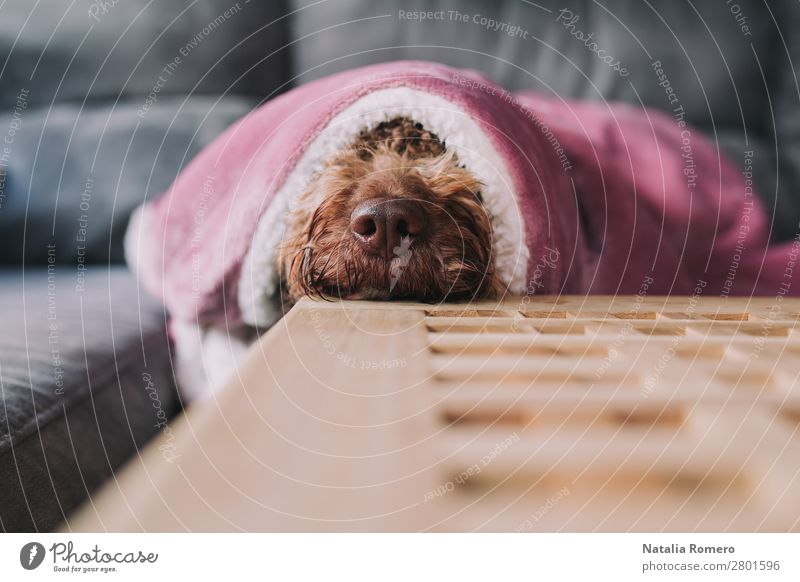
0;0;290;531
2;0;798;531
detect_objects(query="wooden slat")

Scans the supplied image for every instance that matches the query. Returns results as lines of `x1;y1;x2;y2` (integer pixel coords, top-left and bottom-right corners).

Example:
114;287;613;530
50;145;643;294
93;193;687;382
67;296;800;532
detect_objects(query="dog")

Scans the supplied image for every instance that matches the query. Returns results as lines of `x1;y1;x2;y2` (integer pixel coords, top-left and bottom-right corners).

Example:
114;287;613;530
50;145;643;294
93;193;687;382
168;116;507;401
130;61;793;402
279;116;504;305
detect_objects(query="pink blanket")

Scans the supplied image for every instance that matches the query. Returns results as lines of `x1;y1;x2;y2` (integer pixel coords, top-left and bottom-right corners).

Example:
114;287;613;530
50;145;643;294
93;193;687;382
126;61;799;328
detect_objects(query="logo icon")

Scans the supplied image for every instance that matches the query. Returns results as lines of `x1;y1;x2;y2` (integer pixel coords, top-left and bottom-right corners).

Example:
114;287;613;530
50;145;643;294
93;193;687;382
389;236;413;292
20;542;45;570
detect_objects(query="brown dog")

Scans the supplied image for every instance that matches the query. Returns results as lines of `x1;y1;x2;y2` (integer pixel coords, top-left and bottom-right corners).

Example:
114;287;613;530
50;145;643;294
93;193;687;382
280;117;504;304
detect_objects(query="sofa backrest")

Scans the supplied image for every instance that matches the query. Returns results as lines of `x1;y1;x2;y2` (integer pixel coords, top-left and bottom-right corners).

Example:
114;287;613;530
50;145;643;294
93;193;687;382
0;0;290;265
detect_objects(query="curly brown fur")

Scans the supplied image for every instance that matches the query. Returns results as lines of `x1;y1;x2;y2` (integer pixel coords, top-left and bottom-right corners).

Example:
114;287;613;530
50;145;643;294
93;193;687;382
279;117;504;303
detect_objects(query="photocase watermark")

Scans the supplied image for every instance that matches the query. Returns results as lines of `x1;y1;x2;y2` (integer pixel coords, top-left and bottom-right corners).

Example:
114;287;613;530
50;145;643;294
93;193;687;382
46;244;64;396
595;273;655;379
20;542;46;570
514;486;571;531
20;541;160;575
525;245;561;295
726;0;753;37
749;225;800;360
190;174;215;300
138;58;180;119
0;87;30;210
339;355;407;370
142;372;180;463
514;245;561;330
720;151;756;298
398;9;531;39
137;1;249;119
389;235;413;292
423;432;520;502
87;0;121;22
304;307;406;370
452;73;573;172
777;229;800;295
651;60;696;194
74;175;94;293
641;279;707;398
555;8;629;77
41;540;158;574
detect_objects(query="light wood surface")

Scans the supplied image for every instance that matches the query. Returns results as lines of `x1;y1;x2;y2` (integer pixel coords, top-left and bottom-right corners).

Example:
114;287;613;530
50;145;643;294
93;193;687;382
67;295;800;531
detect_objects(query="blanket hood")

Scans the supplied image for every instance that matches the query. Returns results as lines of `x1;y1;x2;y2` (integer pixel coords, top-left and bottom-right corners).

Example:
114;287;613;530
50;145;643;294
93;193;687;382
126;61;582;327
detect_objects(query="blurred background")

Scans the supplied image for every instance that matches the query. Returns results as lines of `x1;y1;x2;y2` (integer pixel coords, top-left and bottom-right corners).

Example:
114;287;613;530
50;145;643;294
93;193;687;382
1;0;799;531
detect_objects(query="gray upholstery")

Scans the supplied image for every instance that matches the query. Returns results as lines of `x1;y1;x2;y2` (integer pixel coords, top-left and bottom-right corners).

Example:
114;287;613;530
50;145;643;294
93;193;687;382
0;96;254;265
0;1;287;109
2;0;800;532
0;267;179;532
0;0;290;264
290;0;800;240
0;0;291;531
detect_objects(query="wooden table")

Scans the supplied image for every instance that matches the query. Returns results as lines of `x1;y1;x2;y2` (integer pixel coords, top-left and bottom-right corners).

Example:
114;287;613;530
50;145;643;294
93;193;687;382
68;296;800;531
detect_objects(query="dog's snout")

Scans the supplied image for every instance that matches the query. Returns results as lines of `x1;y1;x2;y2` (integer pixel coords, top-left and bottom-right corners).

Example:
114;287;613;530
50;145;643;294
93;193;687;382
350;199;428;260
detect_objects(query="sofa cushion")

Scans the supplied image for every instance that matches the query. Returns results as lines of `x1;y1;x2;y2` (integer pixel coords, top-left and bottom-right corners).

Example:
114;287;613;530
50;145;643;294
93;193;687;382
0;0;291;265
0;96;255;265
0;0;289;110
0;266;179;532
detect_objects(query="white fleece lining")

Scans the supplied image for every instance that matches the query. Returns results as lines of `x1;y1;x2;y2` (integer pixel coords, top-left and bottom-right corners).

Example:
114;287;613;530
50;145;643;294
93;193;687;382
238;87;529;326
124;204;150;291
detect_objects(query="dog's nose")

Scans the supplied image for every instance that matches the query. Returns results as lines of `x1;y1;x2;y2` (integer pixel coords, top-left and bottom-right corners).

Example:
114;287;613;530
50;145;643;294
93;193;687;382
350;199;428;260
